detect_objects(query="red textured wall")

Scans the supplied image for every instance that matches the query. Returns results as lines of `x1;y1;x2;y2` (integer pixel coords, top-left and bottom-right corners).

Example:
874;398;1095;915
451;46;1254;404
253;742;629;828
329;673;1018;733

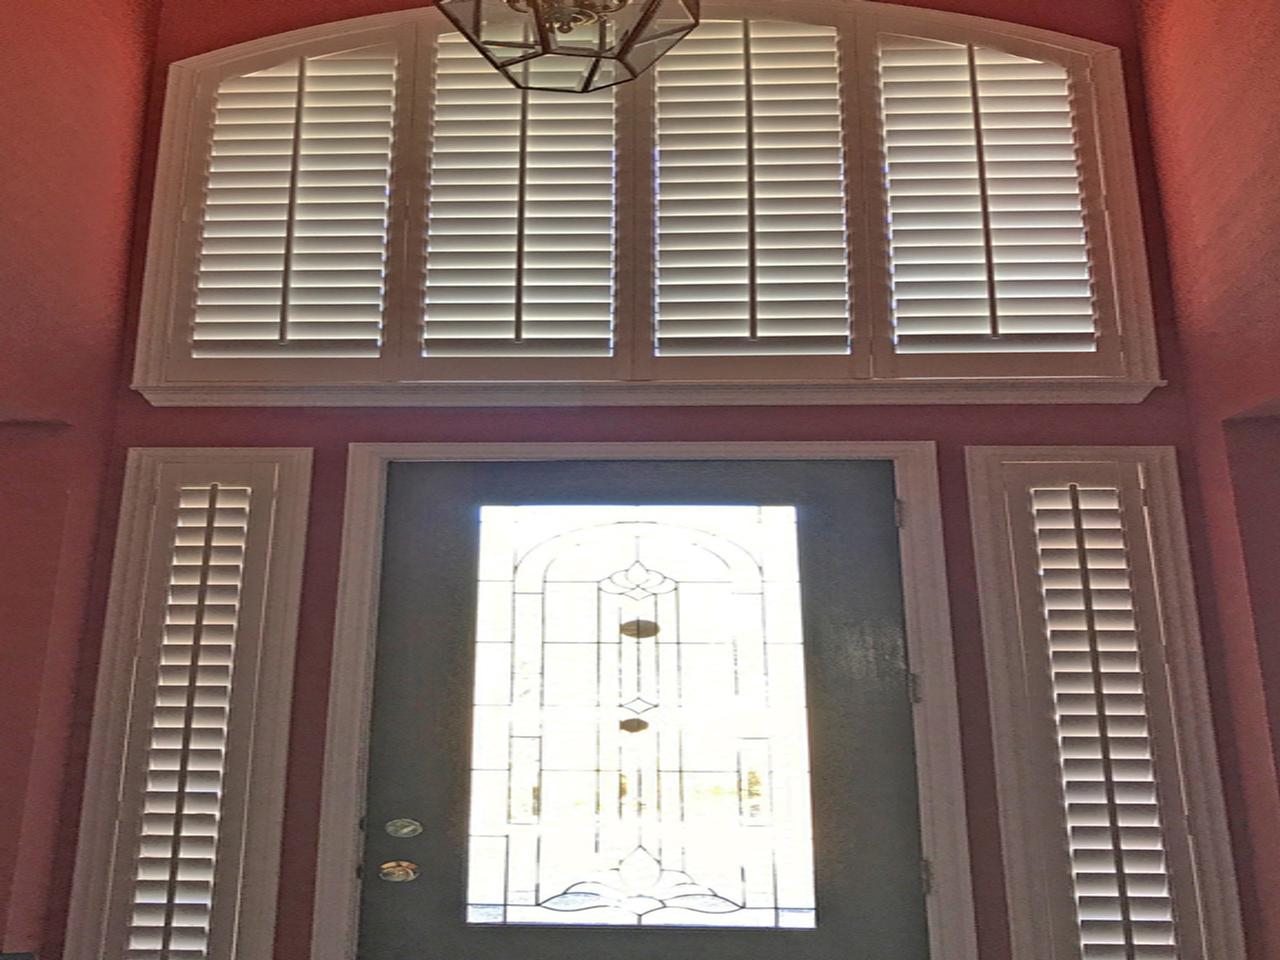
1141;0;1280;423
1227;419;1280;756
2;0;1276;957
1139;0;1280;953
0;0;158;950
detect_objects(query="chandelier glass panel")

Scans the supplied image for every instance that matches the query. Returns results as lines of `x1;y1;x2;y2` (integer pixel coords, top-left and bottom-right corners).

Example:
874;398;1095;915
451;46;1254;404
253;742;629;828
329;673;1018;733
437;0;700;92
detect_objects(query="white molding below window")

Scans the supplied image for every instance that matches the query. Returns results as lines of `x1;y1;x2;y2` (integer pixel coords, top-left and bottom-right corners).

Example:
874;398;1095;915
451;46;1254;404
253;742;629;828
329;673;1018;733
137;377;1163;408
312;441;978;960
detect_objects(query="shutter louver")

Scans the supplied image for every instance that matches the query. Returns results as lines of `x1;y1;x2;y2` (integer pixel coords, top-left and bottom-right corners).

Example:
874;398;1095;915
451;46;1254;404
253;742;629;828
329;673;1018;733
1030;484;1177;960
878;36;1098;356
423;34;617;358
654;20;851;357
126;484;252;960
193;45;397;359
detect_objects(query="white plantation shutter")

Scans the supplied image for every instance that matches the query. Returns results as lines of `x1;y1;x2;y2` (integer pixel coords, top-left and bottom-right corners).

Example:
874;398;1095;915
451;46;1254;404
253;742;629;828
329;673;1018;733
423;33;617;358
877;36;1097;357
653;19;851;357
135;6;1159;400
1029;484;1176;959
968;449;1243;960
66;451;310;960
127;484;252;960
193;45;398;359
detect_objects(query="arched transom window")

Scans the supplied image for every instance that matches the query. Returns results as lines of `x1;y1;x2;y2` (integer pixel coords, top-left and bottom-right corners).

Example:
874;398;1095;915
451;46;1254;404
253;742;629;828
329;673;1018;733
135;1;1159;405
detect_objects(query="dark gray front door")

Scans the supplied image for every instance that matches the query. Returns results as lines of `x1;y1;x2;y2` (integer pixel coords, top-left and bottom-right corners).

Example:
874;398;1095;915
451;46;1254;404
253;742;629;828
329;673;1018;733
359;459;927;959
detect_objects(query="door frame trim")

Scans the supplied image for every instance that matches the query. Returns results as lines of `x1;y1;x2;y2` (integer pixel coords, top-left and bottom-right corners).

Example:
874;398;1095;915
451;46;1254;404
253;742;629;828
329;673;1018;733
312;441;978;960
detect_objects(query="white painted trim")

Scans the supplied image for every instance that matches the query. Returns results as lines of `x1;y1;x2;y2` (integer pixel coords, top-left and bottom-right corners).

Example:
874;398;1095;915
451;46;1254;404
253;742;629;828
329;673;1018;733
312;441;977;960
965;446;1244;960
133;0;1161;403
65;448;313;960
137;377;1163;407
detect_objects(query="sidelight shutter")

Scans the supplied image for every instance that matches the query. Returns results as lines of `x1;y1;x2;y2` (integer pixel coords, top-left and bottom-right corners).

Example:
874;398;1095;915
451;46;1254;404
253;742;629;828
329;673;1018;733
968;449;1243;960
66;451;311;960
423;33;617;359
653;19;852;358
1029;483;1177;959
126;484;252;960
191;44;399;359
876;36;1098;358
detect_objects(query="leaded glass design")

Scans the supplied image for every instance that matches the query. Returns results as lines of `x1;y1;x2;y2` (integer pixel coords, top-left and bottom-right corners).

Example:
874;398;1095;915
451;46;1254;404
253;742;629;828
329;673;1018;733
466;505;816;928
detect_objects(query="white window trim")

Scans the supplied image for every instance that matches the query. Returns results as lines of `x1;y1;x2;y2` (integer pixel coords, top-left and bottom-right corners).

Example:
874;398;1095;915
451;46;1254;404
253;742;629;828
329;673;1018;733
311;440;978;960
65;448;312;960
965;446;1244;960
133;2;1162;408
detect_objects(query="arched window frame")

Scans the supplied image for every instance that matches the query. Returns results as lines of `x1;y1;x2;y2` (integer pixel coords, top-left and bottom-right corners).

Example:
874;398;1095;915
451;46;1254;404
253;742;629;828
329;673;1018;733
134;1;1161;406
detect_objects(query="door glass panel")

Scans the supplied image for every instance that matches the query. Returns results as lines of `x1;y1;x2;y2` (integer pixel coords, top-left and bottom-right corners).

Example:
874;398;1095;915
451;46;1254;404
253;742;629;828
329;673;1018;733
466;505;817;928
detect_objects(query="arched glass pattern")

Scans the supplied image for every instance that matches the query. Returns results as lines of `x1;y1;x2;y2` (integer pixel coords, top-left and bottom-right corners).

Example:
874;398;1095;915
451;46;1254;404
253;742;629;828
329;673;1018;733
466;505;816;928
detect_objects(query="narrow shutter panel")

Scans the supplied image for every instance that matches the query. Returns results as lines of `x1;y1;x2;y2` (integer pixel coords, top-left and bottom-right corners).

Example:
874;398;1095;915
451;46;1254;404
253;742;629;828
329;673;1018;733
423;34;617;358
193;45;397;359
1030;484;1177;960
878;37;1097;356
654;20;851;357
127;484;252;960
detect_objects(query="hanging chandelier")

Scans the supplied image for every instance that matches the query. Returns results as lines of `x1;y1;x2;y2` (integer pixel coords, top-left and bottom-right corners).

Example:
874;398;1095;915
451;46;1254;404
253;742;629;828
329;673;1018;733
437;0;700;93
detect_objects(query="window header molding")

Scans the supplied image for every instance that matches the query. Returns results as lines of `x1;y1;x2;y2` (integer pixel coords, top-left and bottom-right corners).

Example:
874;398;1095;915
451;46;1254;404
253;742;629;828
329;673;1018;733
134;0;1161;407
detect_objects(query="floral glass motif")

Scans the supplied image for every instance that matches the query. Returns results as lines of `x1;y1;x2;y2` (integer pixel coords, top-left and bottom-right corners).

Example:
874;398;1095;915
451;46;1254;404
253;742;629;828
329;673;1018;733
466;505;817;928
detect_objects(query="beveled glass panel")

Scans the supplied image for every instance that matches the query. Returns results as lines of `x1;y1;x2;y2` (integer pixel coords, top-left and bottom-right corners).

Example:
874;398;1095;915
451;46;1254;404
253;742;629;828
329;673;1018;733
465;505;816;928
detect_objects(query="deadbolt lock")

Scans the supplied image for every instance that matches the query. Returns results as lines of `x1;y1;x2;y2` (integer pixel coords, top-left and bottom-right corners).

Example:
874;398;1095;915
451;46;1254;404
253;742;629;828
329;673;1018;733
385;817;424;838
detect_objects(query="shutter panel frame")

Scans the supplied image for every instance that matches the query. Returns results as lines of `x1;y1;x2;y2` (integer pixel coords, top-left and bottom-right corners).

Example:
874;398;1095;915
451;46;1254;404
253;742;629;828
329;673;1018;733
413;27;629;381
65;450;312;960
868;17;1128;381
638;15;862;380
967;448;1245;960
150;24;421;385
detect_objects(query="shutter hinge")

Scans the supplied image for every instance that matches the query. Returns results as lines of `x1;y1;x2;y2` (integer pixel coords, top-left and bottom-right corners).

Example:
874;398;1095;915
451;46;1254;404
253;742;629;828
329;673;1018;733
895;498;905;528
920;858;933;896
908;671;924;705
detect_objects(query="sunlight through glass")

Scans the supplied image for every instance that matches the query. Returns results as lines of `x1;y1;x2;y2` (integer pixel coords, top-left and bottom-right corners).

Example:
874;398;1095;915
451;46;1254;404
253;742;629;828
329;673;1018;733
465;505;816;928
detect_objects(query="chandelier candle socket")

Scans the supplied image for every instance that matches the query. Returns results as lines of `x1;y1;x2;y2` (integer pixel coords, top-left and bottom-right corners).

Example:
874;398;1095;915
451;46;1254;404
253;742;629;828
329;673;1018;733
437;0;700;92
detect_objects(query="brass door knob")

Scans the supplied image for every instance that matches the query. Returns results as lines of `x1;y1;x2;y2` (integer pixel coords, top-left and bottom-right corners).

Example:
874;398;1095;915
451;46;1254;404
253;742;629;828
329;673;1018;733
378;860;421;883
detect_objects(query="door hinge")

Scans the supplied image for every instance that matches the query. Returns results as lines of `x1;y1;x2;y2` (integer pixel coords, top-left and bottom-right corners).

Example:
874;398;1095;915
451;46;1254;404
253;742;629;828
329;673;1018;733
355;862;364;880
920;858;933;896
895;498;905;528
908;671;924;704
